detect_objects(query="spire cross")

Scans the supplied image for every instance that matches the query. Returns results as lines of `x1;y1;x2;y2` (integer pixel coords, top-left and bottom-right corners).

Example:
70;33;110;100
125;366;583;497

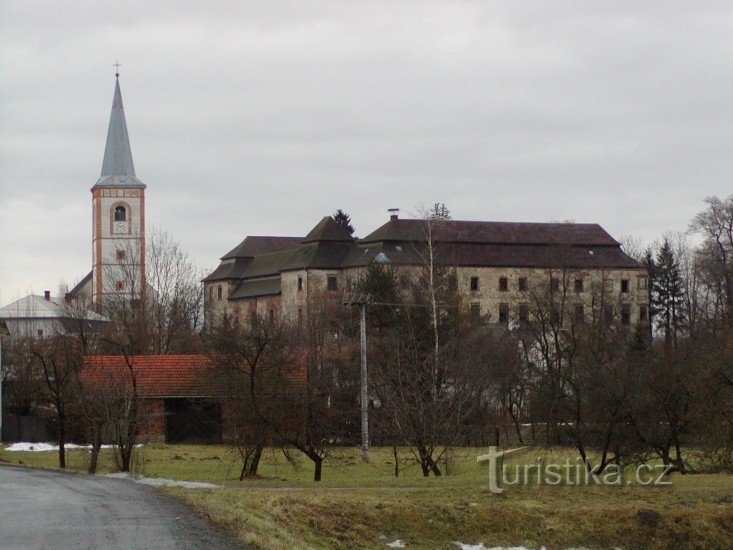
113;61;121;78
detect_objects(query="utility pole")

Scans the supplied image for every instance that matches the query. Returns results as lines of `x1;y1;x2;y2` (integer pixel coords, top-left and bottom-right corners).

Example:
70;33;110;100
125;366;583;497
344;292;371;463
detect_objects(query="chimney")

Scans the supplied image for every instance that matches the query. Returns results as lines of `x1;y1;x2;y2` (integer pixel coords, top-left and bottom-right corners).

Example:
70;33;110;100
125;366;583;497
388;208;400;221
44;290;51;301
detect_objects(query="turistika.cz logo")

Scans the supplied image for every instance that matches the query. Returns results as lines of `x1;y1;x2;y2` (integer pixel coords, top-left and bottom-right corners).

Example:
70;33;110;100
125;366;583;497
477;446;674;494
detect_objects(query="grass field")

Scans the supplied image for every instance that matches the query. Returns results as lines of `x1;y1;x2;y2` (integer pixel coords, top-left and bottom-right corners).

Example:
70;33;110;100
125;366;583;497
1;443;732;548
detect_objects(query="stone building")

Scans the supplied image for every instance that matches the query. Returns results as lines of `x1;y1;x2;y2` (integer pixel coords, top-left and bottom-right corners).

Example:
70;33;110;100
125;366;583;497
204;212;649;328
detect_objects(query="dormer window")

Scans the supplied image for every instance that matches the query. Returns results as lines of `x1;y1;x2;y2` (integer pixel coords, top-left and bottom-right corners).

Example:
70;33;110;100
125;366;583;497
114;205;127;222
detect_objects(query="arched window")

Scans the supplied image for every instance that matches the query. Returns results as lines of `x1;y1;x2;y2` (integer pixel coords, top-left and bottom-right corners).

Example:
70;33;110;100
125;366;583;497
114;205;127;222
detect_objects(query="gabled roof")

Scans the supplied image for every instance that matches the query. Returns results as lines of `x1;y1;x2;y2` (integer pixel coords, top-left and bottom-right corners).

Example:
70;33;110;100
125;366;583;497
0;294;107;322
360;219;620;246
302;217;354;244
94;77;144;187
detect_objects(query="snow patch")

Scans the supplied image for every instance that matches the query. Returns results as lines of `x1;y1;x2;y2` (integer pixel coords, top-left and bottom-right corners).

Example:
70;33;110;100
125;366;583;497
386;541;406;548
454;544;544;550
3;442;118;452
103;472;219;489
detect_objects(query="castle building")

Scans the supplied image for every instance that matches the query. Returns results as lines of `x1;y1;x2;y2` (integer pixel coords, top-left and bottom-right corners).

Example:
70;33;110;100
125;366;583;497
204;212;649;328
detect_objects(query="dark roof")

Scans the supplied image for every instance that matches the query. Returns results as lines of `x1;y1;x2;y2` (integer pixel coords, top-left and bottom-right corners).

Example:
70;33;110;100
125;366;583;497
207;217;641;289
360;219;620;246
65;271;93;301
243;248;299;278
302;217;354;244
205;237;302;282
222;236;303;260
59;318;109;334
230;277;281;300
203;258;253;282
340;241;642;269
280;242;354;271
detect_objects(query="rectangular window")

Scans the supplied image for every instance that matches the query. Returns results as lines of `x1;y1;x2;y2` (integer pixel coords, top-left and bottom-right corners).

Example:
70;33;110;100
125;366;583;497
250;311;257;324
116;280;125;291
470;277;479;291
575;304;585;324
116;250;126;261
499;277;508;292
327;276;338;291
574;279;584;293
621;279;629;293
638;277;648;290
268;309;275;324
208;286;213;300
298;307;303;326
518;278;528;292
470;303;481;326
217;285;222;300
519;304;529;323
297;276;303;292
604;279;613;292
37;329;43;337
346;278;352;292
621;304;631;325
550;278;560;292
499;303;509;324
639;305;648;322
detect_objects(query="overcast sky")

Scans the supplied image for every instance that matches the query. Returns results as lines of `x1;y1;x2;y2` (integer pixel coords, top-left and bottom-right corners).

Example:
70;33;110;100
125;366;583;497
1;1;732;305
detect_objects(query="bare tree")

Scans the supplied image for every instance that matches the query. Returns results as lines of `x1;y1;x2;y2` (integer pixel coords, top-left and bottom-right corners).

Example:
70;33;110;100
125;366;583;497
29;335;84;468
690;194;733;322
145;227;206;354
207;314;297;480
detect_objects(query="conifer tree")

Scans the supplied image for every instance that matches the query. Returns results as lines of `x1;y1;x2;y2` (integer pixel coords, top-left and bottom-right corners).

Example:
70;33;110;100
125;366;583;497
331;209;355;235
651;238;687;346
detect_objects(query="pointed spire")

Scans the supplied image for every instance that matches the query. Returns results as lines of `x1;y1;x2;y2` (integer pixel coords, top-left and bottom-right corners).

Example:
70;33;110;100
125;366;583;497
95;74;143;186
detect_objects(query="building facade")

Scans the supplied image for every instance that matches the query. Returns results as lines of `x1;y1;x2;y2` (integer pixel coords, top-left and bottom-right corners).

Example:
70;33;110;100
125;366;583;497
204;212;649;329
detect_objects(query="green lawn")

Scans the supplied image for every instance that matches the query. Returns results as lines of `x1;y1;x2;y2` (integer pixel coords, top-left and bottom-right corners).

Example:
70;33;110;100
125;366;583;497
2;443;732;548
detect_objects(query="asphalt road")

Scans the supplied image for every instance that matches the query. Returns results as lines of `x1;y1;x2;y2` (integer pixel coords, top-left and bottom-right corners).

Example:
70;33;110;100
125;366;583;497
0;466;245;550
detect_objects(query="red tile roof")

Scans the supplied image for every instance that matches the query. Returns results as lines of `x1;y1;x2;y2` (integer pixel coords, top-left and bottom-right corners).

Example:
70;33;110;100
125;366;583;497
81;354;307;399
82;355;226;398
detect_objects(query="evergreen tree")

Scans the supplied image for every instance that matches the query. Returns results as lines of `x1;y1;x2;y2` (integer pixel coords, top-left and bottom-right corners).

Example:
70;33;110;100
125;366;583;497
651;238;687;346
332;209;355;235
355;262;402;330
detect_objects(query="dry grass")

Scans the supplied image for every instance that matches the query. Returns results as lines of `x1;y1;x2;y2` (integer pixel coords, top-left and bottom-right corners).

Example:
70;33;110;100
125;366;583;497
168;469;733;549
2;443;731;548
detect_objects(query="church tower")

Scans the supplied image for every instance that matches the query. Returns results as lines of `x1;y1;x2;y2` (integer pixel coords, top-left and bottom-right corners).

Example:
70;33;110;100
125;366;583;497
91;71;146;311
